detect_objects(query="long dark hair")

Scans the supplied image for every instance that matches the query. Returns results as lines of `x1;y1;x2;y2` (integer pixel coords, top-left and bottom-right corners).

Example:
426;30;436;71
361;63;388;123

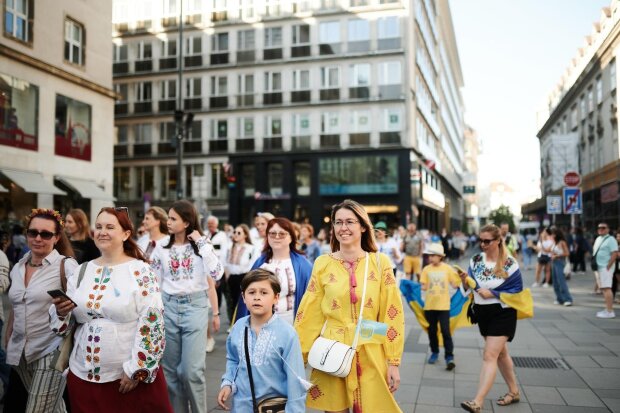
164;200;203;256
27;209;75;258
552;227;566;243
67;208;91;240
262;217;304;261
97;207;146;262
329;199;377;253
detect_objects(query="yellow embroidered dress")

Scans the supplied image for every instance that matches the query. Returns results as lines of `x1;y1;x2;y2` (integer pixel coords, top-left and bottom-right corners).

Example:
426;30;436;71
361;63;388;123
294;253;405;413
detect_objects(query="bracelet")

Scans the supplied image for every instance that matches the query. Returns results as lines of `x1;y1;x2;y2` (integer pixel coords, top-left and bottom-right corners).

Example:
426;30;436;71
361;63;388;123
213;313;220;316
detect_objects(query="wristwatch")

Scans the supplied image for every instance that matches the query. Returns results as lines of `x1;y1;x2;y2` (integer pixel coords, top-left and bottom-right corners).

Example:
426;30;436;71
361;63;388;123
213;312;220;316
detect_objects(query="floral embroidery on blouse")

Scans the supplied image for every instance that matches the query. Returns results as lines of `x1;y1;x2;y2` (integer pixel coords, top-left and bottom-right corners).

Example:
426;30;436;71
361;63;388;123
86;267;112;318
168;245;194;281
133;266;160;296
86;325;103;381
133;307;165;382
470;253;516;282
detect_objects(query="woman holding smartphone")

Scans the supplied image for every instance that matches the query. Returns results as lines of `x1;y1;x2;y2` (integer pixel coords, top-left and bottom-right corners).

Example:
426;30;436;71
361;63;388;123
6;209;77;412
150;200;223;413
50;207;173;413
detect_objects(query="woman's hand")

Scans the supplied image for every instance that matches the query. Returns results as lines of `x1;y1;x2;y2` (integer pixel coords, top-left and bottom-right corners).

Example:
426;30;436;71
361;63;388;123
118;374;139;394
52;297;76;317
387;365;400;393
187;230;202;243
477;288;495;299
217;385;232;410
212;314;221;332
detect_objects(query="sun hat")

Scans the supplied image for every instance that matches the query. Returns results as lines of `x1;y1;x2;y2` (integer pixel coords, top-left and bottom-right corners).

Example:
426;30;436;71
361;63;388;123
423;243;445;257
374;221;388;231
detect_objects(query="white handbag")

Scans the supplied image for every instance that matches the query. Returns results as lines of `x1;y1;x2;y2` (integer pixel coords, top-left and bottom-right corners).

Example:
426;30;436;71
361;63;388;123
308;253;370;378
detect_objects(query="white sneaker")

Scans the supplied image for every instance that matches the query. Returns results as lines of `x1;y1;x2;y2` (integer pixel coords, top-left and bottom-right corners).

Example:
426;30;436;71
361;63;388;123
596;310;616;319
553;300;560;305
563;302;572;307
206;337;216;353
532;282;540;287
542;283;550;288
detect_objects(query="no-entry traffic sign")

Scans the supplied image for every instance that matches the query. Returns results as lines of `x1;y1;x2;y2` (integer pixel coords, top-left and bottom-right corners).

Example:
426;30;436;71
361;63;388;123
564;171;581;187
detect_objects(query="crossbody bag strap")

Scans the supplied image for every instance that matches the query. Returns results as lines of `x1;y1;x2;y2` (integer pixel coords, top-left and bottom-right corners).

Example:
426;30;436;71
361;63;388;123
593;235;610;258
351;252;369;350
59;257;69;292
77;261;88;289
244;326;259;413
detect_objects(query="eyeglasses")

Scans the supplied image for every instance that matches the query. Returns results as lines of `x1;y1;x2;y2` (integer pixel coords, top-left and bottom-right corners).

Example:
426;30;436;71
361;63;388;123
268;231;289;239
333;220;359;228
26;229;56;240
479;238;497;245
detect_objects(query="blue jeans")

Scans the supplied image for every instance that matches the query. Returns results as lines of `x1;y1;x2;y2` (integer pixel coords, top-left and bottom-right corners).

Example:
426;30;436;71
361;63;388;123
552;258;573;303
162;291;209;413
0;319;10;391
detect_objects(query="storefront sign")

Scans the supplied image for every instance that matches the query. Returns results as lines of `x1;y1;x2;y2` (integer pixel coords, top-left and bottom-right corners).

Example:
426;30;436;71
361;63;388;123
422;184;445;209
601;182;619;203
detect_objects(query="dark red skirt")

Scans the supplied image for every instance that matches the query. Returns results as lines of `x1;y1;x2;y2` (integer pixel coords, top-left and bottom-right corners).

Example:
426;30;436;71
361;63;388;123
67;370;173;413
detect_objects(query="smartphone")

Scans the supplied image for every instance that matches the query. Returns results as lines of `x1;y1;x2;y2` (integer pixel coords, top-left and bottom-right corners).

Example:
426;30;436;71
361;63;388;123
47;290;77;306
452;264;466;274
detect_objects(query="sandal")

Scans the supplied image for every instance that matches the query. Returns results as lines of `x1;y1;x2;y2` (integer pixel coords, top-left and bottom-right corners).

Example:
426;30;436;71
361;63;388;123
497;391;520;406
460;400;481;413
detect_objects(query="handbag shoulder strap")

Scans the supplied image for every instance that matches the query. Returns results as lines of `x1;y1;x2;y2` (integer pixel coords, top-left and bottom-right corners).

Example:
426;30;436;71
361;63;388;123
77;261;88;289
244;326;258;413
59;257;69;292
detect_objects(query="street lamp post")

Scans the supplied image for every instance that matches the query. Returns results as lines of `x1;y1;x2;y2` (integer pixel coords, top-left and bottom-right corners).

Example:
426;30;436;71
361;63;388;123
175;1;184;200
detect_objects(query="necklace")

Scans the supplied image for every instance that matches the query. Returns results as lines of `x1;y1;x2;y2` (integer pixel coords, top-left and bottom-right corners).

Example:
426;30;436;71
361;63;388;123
27;257;43;268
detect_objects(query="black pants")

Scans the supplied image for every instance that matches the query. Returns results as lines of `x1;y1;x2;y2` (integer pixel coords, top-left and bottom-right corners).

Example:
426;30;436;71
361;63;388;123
573;251;586;272
216;280;233;324
227;273;246;319
424;310;453;357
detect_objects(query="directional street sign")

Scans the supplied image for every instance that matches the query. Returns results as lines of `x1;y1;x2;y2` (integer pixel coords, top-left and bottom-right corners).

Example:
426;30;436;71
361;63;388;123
546;195;562;214
563;187;582;214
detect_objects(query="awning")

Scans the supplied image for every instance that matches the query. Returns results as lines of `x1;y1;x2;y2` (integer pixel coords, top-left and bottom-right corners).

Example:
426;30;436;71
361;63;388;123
56;176;115;201
1;169;67;195
0;183;7;192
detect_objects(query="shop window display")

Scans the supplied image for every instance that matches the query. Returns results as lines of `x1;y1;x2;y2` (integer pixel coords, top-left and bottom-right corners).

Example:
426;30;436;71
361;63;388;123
55;94;92;161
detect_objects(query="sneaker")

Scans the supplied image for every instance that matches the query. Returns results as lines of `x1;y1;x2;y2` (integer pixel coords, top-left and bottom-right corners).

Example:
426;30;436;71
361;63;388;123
553;300;560;305
206;337;216;353
596;310;616;319
542;283;550;288
563;301;572;307
532;282;540;287
428;353;439;364
446;356;455;371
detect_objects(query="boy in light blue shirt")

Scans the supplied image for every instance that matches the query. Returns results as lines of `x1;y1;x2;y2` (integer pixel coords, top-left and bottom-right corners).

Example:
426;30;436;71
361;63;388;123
218;269;308;412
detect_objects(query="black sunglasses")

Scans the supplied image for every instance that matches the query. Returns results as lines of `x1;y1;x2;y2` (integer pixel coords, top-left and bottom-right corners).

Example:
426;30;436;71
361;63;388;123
26;229;57;240
479;238;497;245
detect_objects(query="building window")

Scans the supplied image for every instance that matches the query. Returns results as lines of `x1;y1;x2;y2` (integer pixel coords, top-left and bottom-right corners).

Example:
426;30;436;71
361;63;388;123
64;19;85;65
596;77;603;105
211;119;227;139
588;87;594;113
237;74;254;106
377;16;400;49
265;0;282;17
135;82;152;102
580;94;586;119
319;21;340;54
383;108;402;131
267;163;283;195
292;70;310;90
135;166;154;199
160;80;176;101
238;117;254;138
319;155;398;195
292;24;310;45
242;164;255;197
321;112;340;134
159;122;175;142
55;94;92;160
114;167;131;200
159;165;177;201
350;110;371;132
294;162;311;196
185;35;202;56
265;116;282;137
611;59;616;91
184;78;202;109
347;19;369;52
292;113;310;135
0;72;38;151
210;75;227;108
161;39;176;57
238;29;255;50
379;61;401;85
211;0;228;22
115;125;128;145
238;0;254;19
5;0;31;42
133;123;152;143
113;44;128;62
263;71;282;104
211;32;229;64
210;163;228;199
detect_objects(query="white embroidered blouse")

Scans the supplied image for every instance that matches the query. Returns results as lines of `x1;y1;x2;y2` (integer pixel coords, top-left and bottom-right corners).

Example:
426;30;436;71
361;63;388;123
150;237;224;296
49;260;165;384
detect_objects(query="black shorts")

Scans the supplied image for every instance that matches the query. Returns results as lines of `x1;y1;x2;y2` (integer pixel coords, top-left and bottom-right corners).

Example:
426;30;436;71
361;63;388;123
475;303;517;342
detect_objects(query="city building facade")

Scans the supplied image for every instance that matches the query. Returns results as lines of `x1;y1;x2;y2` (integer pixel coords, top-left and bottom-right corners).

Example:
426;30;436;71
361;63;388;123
533;0;620;230
112;0;467;231
0;0;115;224
463;125;480;233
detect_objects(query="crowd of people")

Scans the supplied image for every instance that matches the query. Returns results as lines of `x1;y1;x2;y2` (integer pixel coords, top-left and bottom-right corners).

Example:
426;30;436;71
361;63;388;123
0;201;616;413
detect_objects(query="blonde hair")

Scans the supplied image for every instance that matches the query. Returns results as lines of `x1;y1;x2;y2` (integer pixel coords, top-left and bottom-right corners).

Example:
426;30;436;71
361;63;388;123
480;224;508;278
329;199;377;253
146;206;168;234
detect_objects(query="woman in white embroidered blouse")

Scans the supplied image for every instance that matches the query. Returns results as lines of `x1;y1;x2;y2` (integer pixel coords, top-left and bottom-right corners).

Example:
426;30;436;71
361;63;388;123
50;207;173;413
150;200;223;413
224;224;255;323
137;206;169;260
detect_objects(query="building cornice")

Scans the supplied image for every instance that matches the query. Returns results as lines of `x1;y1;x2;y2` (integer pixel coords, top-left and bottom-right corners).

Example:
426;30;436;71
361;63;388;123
537;20;620;138
0;44;116;99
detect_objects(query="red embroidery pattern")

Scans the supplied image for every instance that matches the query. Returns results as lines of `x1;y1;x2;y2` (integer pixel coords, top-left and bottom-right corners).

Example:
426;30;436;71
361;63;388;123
307;280;317;292
309;385;323;400
328;273;337;283
295;311;304;324
368;271;378;281
384;274;396;286
386;326;399;342
331;299;341;310
364;298;374;309
387;304;399;320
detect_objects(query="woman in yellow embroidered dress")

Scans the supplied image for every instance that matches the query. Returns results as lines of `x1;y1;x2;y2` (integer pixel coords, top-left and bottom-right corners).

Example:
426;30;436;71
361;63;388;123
294;199;405;413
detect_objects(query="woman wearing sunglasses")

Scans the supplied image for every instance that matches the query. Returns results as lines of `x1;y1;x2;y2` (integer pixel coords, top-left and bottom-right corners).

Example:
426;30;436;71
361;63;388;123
459;224;525;413
150;200;223;413
294;200;405;413
224;224;255;323
6;208;77;412
235;217;312;325
50;207;173;413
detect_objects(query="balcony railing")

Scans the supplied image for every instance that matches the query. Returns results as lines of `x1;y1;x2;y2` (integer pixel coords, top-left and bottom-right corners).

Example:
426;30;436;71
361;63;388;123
209;139;228;152
210;96;228;109
185;55;202;67
0;128;38;151
114;144;128;157
113;62;129;75
135;60;153;72
291;135;311;151
184;140;202;153
379;132;400;145
349;133;370;146
184;97;202;110
237;50;255;63
134;101;153;114
319;43;340;55
158;100;176;112
235;138;255;152
210;52;229;65
263;136;283;151
237;94;255;107
291;90;311;103
378;37;401;50
348;41;370;53
291;45;311;58
133;143;152;156
157;142;175;155
263;92;282;105
349;87;369;100
320;134;340;149
264;48;283;60
320;88;339;101
379;85;403;99
159;57;177;70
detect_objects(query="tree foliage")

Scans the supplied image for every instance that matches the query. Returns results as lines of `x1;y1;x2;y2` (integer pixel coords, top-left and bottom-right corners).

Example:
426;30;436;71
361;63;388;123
488;205;516;233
